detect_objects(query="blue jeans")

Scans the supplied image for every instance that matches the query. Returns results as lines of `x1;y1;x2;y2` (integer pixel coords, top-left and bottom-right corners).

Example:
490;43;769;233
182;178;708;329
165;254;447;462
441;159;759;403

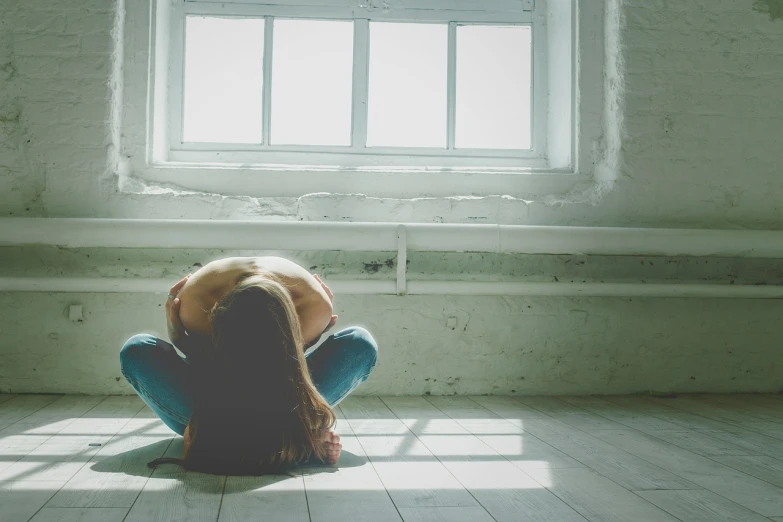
120;327;378;435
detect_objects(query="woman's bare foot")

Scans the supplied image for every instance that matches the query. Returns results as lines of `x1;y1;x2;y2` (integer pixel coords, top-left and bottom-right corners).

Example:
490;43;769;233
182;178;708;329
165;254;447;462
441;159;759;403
320;428;342;465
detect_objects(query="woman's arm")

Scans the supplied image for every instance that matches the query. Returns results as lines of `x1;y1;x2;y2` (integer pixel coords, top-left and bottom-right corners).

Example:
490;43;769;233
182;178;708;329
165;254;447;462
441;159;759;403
166;274;213;360
298;289;334;347
301;275;338;348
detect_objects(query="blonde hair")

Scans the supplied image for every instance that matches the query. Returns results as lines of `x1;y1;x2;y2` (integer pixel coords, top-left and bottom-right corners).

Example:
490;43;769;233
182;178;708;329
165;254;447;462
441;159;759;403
149;272;335;474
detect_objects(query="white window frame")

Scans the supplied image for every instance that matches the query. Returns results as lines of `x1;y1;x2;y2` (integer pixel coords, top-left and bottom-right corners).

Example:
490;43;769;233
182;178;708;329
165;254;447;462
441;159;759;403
122;0;589;199
163;0;554;167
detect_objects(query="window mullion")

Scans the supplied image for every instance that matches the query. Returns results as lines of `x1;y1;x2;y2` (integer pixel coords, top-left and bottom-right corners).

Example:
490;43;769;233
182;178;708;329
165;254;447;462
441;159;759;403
447;21;456;150
351;19;369;150
262;16;274;146
169;3;186;151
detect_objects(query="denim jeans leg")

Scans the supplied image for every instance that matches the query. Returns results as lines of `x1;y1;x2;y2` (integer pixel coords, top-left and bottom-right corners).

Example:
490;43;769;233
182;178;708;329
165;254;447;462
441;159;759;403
120;334;195;435
305;326;379;408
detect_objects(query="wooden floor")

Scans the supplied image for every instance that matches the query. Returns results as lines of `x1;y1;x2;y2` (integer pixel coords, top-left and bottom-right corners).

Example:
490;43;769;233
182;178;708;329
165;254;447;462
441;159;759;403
1;394;783;521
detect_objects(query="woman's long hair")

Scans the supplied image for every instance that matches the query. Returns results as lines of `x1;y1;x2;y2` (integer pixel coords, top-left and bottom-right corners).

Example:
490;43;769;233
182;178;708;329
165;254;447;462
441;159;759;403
148;272;336;474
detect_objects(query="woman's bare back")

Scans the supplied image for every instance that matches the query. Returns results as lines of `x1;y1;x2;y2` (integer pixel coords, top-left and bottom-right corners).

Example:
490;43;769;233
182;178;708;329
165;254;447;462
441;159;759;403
175;256;332;345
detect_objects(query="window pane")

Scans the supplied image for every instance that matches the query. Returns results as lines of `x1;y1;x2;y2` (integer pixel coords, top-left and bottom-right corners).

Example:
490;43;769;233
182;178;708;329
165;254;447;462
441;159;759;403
456;25;531;150
367;23;447;148
183;17;264;144
271;19;353;146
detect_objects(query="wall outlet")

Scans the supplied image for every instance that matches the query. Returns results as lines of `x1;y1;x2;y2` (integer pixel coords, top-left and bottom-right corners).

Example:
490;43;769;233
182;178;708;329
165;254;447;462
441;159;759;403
68;304;83;322
446;316;457;329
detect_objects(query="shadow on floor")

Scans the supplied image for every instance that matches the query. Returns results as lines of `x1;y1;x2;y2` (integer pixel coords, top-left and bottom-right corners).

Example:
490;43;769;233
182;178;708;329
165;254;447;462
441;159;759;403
89;438;364;493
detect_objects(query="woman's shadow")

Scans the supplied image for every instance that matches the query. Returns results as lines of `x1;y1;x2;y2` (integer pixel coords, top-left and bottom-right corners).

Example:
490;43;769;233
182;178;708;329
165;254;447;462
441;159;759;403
90;437;366;494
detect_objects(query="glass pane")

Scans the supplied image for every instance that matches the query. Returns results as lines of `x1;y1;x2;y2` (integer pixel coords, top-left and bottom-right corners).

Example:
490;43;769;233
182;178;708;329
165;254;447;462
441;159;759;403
456;25;532;150
367;22;447;148
271;19;353;146
183;17;264;144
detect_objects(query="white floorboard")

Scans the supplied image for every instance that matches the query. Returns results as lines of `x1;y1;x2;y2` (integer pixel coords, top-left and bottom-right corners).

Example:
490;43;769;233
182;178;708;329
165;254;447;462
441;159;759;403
636;489;772;522
28;507;128;522
0;393;781;522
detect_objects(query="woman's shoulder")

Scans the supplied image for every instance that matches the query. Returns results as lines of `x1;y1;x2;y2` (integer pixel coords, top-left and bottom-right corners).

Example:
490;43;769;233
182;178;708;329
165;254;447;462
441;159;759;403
176;257;257;335
187;256;307;294
193;255;321;300
251;257;324;302
251;256;306;274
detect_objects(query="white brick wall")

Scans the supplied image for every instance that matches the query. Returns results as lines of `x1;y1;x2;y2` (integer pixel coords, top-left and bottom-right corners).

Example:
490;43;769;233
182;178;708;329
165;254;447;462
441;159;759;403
0;1;116;216
1;0;783;394
0;0;781;225
610;0;783;229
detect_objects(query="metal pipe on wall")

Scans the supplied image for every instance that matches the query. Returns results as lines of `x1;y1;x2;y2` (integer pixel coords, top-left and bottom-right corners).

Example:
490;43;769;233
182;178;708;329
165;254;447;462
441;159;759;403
1;278;782;299
3;218;783;258
0;278;394;295
2;218;782;298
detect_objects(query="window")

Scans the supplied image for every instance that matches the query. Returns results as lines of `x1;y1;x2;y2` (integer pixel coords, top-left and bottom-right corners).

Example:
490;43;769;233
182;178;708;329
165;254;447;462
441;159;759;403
123;0;588;199
151;0;572;170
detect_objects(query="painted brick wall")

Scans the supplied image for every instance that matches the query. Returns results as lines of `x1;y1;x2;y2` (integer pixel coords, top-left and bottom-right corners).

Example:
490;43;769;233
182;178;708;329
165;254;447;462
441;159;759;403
1;1;116;217
1;0;782;394
0;0;781;225
609;0;783;229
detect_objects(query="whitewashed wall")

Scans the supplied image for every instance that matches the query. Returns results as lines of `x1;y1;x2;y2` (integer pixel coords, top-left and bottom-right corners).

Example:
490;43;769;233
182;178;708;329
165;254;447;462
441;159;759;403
1;0;782;395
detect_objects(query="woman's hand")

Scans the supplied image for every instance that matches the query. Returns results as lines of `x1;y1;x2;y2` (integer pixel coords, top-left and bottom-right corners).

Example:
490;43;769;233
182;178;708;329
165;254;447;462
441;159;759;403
165;274;194;352
319;428;342;465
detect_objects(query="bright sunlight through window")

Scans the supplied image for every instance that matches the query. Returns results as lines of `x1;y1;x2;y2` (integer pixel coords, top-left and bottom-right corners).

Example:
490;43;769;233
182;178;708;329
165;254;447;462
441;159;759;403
170;0;540;166
183;17;265;143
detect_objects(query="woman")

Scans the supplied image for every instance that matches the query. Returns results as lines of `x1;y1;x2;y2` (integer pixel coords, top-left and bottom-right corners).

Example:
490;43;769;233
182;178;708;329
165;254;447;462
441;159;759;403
119;256;378;474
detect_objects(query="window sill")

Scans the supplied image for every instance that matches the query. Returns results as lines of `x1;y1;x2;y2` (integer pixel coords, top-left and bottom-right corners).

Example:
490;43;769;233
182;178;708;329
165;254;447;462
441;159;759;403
126;162;592;200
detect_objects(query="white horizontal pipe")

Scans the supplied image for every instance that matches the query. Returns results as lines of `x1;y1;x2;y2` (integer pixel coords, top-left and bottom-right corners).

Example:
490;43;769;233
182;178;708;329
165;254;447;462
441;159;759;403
0;218;399;251
407;281;783;299
2;218;783;258
1;278;781;299
0;278;395;295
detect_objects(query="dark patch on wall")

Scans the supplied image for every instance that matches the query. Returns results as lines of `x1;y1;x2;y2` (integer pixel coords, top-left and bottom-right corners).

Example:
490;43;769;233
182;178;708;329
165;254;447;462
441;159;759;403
364;262;383;273
754;0;783;20
1;62;17;81
363;258;395;273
